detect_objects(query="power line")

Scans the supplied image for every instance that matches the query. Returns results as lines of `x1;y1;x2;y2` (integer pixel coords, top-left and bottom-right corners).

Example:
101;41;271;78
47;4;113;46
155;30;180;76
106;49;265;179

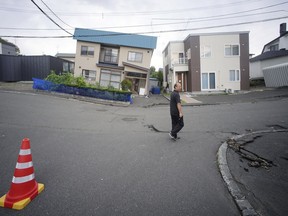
39;0;74;28
0;9;286;32
30;0;73;35
1;15;287;38
1;0;284;17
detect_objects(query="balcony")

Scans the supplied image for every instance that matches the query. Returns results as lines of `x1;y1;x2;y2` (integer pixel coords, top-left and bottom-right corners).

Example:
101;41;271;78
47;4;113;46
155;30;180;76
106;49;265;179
174;58;188;65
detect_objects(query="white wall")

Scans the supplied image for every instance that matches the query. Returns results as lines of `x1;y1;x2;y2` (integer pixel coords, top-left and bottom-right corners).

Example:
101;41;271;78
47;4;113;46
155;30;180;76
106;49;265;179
279;34;288;50
250;61;262;79
200;34;241;91
250;56;288;80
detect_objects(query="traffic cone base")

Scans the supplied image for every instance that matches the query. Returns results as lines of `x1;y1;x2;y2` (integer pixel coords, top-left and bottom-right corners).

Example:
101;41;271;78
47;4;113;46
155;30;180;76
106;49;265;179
0;183;44;210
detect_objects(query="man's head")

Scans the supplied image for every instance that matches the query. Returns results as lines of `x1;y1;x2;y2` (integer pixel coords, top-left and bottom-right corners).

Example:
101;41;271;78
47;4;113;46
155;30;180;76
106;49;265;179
174;82;182;92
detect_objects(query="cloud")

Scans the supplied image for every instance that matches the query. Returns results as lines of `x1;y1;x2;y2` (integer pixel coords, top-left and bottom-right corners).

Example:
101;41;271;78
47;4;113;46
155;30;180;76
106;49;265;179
0;0;287;69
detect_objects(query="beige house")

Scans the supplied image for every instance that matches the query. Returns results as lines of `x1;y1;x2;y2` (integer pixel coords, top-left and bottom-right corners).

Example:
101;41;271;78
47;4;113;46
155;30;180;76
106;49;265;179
163;32;250;92
73;28;157;94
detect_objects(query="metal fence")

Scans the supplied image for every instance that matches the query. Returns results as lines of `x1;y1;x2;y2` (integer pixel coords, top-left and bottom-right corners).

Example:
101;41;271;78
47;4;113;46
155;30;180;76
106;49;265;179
263;63;288;87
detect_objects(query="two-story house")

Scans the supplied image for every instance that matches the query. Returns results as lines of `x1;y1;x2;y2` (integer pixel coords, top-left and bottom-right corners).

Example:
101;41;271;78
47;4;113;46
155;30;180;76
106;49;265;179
163;32;250;92
250;23;288;86
73;28;157;94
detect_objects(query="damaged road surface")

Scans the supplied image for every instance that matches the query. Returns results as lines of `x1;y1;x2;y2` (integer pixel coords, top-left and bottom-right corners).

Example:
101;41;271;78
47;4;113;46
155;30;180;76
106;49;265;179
1;89;288;216
226;129;288;216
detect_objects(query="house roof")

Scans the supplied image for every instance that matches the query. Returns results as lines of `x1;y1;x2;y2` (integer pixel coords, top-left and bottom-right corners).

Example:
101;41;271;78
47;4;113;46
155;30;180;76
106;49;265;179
0;38;16;47
261;31;288;53
73;28;157;50
55;53;75;58
250;50;288;62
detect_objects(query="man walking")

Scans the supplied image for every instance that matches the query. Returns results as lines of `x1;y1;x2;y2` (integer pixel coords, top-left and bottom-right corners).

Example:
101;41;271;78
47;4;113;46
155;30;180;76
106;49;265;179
169;82;184;140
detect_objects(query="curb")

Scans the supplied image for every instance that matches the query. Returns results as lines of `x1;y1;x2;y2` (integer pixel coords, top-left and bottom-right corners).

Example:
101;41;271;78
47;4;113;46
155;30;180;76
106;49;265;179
217;129;288;216
0;89;130;107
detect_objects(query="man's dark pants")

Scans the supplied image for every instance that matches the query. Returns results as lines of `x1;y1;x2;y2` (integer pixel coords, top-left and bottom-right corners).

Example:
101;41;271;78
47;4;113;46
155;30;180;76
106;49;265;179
171;115;184;138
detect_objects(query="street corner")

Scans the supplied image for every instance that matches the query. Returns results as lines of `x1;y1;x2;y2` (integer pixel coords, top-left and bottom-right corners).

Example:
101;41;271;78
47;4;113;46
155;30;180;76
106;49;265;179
219;128;288;216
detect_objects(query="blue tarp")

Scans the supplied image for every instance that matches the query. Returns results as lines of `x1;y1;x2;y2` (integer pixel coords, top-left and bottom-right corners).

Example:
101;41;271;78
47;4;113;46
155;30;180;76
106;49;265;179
32;78;131;102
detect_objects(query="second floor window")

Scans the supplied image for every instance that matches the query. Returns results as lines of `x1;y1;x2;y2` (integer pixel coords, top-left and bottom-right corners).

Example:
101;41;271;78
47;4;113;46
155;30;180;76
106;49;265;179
81;46;94;56
100;47;119;64
128;52;143;62
225;45;239;56
201;46;211;58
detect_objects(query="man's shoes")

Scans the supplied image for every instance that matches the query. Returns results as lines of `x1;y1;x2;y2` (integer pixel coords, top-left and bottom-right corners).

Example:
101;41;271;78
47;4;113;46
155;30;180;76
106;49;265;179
169;132;177;141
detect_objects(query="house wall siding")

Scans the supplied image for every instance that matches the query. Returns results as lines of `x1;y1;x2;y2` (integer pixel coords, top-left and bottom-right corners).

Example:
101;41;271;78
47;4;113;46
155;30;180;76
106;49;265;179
184;36;201;92
240;33;250;90
74;41;101;81
199;34;241;91
119;47;152;68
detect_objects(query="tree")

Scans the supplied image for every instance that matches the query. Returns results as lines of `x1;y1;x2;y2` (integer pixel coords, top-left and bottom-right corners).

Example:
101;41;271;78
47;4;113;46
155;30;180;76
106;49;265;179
150;70;163;86
149;66;156;75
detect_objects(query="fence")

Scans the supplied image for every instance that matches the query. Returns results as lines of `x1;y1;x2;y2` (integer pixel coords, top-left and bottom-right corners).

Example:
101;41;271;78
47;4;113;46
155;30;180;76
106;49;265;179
263;63;288;87
32;78;132;102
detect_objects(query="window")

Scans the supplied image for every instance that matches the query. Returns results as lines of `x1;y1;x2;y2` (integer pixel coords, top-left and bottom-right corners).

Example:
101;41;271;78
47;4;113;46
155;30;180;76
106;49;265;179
63;62;69;72
128;52;143;62
202;72;216;90
99;47;119;64
229;70;240;81
81;46;94;56
126;72;147;78
201;46;211;58
186;48;191;59
82;70;96;81
100;69;121;89
178;53;187;64
269;44;279;51
225;45;239;56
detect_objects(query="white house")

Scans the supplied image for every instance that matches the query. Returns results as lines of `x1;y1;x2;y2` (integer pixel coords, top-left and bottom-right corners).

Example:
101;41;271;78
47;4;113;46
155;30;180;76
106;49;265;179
163;32;250;92
250;23;288;80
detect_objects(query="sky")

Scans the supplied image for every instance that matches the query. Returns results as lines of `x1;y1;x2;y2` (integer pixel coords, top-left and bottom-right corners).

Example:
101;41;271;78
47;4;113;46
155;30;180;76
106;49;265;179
0;0;288;70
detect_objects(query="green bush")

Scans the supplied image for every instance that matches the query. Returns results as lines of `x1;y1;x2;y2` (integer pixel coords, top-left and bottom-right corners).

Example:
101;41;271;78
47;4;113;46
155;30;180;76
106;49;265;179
45;71;131;94
121;79;132;91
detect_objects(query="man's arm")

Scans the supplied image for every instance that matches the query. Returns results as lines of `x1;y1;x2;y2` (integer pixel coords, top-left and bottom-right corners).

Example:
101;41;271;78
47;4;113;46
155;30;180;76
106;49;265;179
177;103;183;118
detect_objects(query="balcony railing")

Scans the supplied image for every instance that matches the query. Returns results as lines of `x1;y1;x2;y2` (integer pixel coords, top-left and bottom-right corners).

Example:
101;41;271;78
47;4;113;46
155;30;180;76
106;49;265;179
175;58;188;65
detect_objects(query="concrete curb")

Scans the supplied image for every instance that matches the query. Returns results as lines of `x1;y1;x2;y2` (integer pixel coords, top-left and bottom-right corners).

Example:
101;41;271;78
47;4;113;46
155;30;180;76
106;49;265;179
217;129;288;216
0;90;131;107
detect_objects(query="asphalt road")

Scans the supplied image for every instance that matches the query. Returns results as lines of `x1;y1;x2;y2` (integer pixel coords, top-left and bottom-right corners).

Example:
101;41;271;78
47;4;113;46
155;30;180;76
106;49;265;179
0;90;287;216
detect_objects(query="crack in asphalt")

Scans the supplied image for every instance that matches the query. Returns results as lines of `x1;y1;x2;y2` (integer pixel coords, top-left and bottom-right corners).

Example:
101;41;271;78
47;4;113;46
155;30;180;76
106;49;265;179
227;135;276;169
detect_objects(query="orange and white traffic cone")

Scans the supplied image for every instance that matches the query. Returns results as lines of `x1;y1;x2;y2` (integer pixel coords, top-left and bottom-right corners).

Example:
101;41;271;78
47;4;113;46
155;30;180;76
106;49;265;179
0;138;44;210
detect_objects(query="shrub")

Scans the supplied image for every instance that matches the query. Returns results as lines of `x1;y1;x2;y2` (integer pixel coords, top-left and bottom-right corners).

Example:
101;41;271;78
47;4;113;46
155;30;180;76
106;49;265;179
45;71;131;94
121;79;132;91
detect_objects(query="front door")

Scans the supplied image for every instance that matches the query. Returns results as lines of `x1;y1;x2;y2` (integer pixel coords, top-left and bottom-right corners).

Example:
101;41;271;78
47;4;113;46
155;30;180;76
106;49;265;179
177;72;186;91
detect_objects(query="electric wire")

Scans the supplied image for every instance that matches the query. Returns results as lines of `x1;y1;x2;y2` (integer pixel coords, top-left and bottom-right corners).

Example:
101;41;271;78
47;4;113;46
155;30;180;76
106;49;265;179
1;15;287;38
30;0;73;35
0;9;286;31
39;0;74;28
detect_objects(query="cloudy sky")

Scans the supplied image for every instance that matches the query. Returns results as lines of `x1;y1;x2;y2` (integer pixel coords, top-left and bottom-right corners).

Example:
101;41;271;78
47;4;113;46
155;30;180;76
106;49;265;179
1;0;288;69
